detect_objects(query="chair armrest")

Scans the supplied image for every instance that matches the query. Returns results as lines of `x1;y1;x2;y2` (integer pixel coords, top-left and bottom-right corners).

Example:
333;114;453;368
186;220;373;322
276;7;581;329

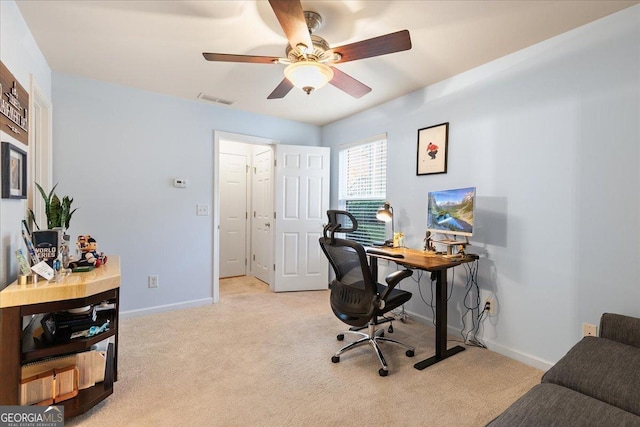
385;269;413;288
379;269;413;301
600;313;640;349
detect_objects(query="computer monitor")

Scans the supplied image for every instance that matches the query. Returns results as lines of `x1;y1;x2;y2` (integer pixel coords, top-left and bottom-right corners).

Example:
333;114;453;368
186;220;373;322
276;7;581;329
427;186;476;237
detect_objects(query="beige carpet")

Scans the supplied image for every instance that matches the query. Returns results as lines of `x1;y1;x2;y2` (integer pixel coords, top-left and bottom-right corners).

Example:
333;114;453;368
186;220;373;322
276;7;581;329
67;276;541;426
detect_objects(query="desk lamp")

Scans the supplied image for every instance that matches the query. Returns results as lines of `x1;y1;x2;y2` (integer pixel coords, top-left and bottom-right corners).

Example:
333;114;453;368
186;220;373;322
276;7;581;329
376;202;394;247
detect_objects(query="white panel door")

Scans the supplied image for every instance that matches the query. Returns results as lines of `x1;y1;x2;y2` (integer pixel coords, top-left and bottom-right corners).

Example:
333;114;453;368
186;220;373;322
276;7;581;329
251;147;273;285
219;153;247;278
274;145;330;292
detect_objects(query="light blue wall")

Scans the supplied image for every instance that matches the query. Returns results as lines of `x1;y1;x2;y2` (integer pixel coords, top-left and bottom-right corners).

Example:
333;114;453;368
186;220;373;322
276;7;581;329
0;0;51;288
6;0;640;368
322;5;640;368
52;72;321;313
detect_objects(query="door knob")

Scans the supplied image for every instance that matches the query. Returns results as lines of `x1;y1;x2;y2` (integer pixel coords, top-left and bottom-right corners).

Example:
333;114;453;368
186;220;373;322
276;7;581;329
265;222;271;227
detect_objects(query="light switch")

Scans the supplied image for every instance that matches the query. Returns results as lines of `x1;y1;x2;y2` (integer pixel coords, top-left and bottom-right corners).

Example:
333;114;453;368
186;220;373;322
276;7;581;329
196;204;209;216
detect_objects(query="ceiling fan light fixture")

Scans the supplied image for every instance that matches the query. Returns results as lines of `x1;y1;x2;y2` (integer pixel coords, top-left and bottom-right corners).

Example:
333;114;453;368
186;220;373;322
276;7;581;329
284;61;334;95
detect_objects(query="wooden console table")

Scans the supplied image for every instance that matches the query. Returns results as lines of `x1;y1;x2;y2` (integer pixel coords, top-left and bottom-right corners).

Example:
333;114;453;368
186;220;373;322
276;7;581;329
0;256;120;418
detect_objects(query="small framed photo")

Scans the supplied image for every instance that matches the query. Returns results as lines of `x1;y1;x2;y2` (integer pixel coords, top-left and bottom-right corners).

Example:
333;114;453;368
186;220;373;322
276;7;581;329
2;141;27;199
417;122;449;176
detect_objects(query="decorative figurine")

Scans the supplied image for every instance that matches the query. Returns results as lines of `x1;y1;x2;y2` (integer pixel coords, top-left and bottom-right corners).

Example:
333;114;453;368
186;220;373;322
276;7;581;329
424;230;434;252
69;235;107;269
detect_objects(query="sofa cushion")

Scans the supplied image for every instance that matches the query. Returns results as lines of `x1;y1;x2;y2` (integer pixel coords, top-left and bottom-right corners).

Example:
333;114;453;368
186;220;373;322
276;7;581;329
542;336;640;416
487;383;640;427
601;313;640;349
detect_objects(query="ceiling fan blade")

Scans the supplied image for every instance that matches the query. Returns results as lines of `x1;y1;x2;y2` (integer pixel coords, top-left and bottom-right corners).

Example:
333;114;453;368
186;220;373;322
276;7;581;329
331;30;412;63
202;53;279;64
329;68;371;99
267;78;294;99
268;0;313;52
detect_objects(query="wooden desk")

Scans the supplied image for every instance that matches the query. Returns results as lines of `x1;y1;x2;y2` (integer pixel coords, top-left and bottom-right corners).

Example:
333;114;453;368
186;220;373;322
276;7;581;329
366;247;474;370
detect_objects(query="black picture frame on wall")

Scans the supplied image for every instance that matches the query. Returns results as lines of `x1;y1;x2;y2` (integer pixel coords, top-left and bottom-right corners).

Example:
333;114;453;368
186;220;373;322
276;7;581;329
417;122;449;176
1;141;27;199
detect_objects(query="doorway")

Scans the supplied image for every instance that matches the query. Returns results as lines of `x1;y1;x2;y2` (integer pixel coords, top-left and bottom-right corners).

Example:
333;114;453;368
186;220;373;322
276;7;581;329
213;132;330;302
215;132;276;301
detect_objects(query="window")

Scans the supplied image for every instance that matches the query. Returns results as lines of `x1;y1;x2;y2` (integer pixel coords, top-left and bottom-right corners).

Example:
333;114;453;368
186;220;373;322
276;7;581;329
338;136;387;246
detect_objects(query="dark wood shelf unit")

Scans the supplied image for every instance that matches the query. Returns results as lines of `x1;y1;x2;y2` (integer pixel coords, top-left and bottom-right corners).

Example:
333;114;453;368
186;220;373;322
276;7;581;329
0;287;119;419
61;342;115;418
62;382;113;418
19;288;117;316
21;307;117;363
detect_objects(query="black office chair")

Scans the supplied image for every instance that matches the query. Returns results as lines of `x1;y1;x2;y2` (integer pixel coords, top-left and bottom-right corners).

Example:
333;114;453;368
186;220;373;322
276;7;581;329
319;210;415;376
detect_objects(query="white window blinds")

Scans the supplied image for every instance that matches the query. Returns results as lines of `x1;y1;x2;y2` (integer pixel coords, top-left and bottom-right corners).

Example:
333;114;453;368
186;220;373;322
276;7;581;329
340;140;387;200
338;137;387;246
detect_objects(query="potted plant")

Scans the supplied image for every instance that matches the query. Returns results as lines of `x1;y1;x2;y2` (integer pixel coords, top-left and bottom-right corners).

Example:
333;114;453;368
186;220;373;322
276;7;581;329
28;183;77;268
28;183;77;231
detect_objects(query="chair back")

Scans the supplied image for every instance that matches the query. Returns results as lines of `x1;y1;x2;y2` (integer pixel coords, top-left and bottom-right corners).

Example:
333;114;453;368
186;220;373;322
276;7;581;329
319;210;378;327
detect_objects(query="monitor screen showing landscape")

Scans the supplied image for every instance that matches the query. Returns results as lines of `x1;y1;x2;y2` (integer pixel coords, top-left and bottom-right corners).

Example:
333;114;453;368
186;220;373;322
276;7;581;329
427;187;476;237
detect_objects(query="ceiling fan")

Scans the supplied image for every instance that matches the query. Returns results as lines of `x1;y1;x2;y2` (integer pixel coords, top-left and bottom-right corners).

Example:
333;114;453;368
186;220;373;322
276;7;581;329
202;0;412;99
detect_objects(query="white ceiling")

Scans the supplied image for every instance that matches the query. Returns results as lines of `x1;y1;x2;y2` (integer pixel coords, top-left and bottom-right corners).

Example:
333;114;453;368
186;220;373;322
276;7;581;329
16;0;639;126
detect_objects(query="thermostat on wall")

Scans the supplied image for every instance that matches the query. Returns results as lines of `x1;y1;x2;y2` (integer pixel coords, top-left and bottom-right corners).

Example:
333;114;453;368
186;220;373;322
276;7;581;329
173;178;187;188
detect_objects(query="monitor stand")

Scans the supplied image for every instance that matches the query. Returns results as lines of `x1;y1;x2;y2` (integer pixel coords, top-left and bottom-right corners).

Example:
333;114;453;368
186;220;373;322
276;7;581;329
434;235;469;256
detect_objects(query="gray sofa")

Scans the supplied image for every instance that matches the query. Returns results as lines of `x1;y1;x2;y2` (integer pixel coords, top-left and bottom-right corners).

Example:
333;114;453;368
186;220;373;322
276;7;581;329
488;313;640;426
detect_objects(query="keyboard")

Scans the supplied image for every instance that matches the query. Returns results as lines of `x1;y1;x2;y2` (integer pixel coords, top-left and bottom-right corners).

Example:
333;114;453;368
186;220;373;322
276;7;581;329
366;248;405;259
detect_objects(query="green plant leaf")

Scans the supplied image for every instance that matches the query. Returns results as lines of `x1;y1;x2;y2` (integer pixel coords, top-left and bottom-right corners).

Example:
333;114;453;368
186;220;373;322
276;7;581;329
49;194;61;228
64;208;78;229
33;182;76;230
27;209;40;231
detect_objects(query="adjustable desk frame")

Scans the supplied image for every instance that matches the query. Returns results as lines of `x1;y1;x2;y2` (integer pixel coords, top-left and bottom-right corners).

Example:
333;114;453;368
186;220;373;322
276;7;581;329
367;247;472;370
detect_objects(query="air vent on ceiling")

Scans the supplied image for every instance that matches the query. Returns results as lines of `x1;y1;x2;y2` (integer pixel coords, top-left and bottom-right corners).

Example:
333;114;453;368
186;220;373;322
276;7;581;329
196;93;235;105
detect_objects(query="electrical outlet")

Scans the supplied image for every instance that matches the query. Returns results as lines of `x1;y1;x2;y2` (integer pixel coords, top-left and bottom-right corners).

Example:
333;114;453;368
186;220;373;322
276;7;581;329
148;275;159;288
484;298;495;315
582;323;598;337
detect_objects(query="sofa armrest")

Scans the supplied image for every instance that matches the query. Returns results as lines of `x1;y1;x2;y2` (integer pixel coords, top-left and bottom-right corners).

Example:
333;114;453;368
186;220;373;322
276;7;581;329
600;313;640;349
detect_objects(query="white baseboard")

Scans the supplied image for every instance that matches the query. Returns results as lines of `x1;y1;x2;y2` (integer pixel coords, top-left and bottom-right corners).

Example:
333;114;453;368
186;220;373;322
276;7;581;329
120;298;213;319
405;310;554;372
481;339;553;372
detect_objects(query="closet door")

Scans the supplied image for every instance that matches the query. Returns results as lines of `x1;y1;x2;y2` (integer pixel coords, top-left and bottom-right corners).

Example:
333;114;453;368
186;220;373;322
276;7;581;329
219;153;248;278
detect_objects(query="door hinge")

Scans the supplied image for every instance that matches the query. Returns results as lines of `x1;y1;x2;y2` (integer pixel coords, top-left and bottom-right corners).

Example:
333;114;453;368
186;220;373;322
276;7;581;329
246;165;250;173
253;254;256;261
254;211;256;218
253;166;257;174
246;211;248;219
273;211;276;219
245;258;247;266
273;264;276;271
274;159;277;167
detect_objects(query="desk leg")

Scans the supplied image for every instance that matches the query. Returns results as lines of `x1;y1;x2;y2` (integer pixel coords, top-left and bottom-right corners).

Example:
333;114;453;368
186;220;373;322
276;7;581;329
414;269;465;370
369;255;378;281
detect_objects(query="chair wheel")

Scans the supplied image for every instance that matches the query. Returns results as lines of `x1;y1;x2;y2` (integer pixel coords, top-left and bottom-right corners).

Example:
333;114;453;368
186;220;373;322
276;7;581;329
332;356;340;363
336;334;344;341
378;368;388;377
406;350;415;357
388;324;394;333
